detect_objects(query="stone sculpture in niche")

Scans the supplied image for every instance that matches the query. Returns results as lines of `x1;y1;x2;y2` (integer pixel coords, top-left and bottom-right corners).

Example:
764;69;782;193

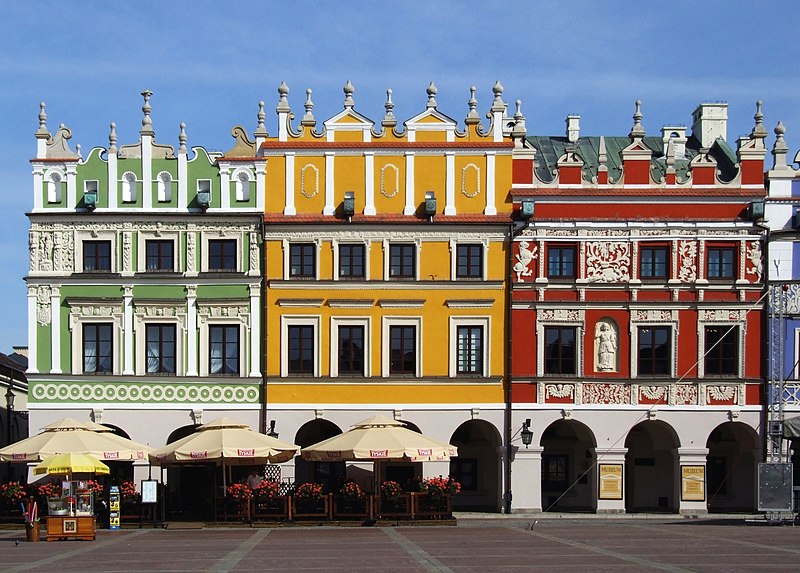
594;320;618;372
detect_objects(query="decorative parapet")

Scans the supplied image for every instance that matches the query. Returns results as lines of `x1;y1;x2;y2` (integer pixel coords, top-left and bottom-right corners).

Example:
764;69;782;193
29;380;260;405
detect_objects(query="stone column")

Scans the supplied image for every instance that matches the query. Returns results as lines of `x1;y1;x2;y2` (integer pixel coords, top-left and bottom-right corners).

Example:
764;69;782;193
595;447;627;513
676;447;709;515
511;446;542;512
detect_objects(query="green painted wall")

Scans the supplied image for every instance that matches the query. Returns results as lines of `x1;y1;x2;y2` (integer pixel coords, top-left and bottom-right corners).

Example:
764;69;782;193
77;147;110;209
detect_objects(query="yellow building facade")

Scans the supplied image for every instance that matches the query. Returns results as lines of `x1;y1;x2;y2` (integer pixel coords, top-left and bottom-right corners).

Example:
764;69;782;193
259;82;520;509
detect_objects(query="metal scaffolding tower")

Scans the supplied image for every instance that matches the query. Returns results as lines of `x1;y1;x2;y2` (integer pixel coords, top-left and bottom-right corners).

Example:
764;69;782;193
767;283;786;462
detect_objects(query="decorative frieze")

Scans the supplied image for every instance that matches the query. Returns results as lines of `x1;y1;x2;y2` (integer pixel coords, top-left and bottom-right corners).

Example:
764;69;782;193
633;309;676;322
36;286;52;325
672;384;698;405
701;309;744;322
582;383;630;404
584;242;630;282
545;383;575;400
539;308;583;322
30;380;260;405
677;240;697;282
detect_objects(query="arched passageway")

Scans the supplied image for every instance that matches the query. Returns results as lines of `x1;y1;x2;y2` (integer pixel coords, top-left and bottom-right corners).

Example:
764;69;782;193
164;423;214;520
449;420;502;511
294;419;345;493
706;422;759;512
540;419;597;512
625;420;679;512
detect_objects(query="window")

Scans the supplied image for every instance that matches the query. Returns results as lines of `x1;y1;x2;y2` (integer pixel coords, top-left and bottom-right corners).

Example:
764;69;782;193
83;241;111;272
338;325;364;376
146;240;174;272
209;325;239;375
288;325;315;374
209;239;237;271
637;326;671;375
456;244;483;279
707;246;736;279
390;325;416;374
389;244;415;279
156;172;172;202
146;324;176;374
547;245;576;279
339;244;365;279
542;454;569;491
83;323;112;374
544;327;576;375
457;325;483;374
449;458;478;491
640;246;668;279
705;326;739;376
290;244;316;278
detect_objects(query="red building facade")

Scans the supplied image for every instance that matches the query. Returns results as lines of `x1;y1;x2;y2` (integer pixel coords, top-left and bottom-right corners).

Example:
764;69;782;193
508;101;767;513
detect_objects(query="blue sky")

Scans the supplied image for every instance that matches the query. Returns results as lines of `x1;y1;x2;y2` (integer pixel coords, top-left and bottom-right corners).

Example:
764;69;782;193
0;1;798;353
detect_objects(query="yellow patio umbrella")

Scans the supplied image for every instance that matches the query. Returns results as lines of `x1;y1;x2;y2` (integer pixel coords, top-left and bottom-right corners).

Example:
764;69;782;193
33;452;110;477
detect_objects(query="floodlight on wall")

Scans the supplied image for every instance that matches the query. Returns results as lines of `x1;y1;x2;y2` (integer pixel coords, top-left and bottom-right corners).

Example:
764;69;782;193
425;191;437;220
520;200;534;220
747;200;765;221
792;210;800;230
343;191;355;221
266;420;279;439
196;191;211;211
84;192;97;211
520;419;533;448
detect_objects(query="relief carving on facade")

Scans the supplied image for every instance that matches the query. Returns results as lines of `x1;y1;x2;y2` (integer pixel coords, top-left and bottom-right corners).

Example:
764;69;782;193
186;233;196;272
582;383;630;404
634;309;675;322
29;230;38;272
673;384;698;405
36;286;51;325
701;309;744;322
249;232;259;272
639;385;668;401
594;320;618;372
707;385;736;402
39;233;52;271
539;309;582;322
122;232;132;272
678;240;697;282
584;242;630;282
745;241;762;282
545;384;574;399
513;240;536;282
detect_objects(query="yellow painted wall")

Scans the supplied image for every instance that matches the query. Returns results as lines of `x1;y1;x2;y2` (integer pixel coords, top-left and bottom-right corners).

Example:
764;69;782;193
333;155;365;206
267;382;503;404
414;156;445;207
373;157;405;214
295;157;326;213
265;157;286;213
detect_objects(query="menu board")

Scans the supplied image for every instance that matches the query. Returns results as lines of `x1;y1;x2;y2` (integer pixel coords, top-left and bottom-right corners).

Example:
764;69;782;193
141;480;158;504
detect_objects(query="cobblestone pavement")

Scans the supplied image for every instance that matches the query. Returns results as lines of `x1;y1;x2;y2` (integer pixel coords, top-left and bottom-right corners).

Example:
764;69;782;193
0;518;799;572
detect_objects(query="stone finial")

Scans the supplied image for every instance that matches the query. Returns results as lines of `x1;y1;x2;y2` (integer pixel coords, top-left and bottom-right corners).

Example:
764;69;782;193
36;102;50;138
140;90;154;135
343;80;355;108
751;100;768;139
179;122;187;153
465;86;480;125
426;82;438;109
629;99;645;139
512;100;526;136
255;101;267;136
382;89;396;127
76;144;82;159
665;138;676;168
491;80;506;112
301;89;316;126
276;82;290;113
772;120;789;169
566;114;580;143
598;135;608;166
108;122;117;154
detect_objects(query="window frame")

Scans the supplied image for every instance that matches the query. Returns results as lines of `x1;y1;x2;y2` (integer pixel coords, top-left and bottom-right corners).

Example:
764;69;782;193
454;243;485;280
82;240;112;272
208;324;240;376
145;323;178;374
636;325;672;377
639;244;669;280
82;322;113;375
546;243;577;280
208;238;238;272
706;245;737;280
337;242;367;280
280;316;320;377
701;324;742;378
542;454;570;492
388;243;417;280
287;242;317;279
382;317;422;377
543;325;577;376
69;305;123;376
449;317;490;377
337;324;366;377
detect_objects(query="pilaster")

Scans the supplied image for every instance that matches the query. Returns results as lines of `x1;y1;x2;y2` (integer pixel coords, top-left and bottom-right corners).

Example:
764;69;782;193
26;287;38;374
485;151;497;215
595;448;627;513
675;447;709;515
511;446;543;512
186;285;197;376
123;285;134;375
49;286;61;374
364;152;376;216
284;152;296;215
444;152;456;216
404;152;416;215
249;283;261;377
323;152;335;216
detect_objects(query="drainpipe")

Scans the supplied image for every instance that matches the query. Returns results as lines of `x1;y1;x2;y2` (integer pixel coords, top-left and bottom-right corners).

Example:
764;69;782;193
260;220;268;434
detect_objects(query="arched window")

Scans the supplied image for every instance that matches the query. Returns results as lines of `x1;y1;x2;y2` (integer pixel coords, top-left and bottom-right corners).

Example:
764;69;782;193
157;171;173;202
46;170;64;203
122;172;137;203
234;170;251;202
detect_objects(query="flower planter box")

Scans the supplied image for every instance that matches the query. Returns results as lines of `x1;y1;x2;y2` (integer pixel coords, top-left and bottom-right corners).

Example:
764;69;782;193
373;493;412;519
290;495;331;520
121;500;140;523
219;497;250;522
252;495;289;521
413;493;452;519
332;495;371;519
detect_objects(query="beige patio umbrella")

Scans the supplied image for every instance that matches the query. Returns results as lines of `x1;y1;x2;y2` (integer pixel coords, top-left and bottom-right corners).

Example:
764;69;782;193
0;417;151;462
148;417;300;488
300;415;458;491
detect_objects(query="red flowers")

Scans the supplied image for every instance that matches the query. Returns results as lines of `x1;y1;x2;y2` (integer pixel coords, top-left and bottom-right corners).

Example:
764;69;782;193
422;476;461;496
254;480;280;499
339;480;365;499
0;481;27;502
226;483;253;500
119;480;137;499
37;482;61;499
380;480;401;498
294;482;323;500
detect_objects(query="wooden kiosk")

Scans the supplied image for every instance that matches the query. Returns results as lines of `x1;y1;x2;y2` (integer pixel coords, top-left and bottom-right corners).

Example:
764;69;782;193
46;481;96;541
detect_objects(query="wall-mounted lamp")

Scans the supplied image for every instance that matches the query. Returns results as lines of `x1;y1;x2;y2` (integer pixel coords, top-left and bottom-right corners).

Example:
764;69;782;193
425;191;436;221
266;420;279;439
520;200;534;220
343;192;355;222
84;192;97;211
520;418;533;448
747;200;765;221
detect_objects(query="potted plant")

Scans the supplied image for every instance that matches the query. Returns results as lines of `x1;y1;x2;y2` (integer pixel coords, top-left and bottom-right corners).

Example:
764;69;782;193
292;482;326;517
335;480;367;517
380;480;401;499
226;483;253;501
252;479;285;519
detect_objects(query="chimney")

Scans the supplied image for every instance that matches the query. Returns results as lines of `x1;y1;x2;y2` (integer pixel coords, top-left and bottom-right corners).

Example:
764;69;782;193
691;103;728;148
661;126;687;159
566;115;580;143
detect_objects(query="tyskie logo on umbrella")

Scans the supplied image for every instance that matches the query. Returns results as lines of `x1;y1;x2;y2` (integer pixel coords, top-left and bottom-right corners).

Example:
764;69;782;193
370;450;389;458
190;451;208;459
417;448;432;456
12;453;26;460
103;452;120;460
237;449;255;457
325;451;341;460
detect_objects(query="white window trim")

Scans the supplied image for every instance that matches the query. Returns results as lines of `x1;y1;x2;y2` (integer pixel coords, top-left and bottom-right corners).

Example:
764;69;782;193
280;315;321;377
449;316;490;377
383;239;421;281
536;312;584;378
450;240;489;281
134;309;186;376
68;309;123;375
330;316;372;377
381;316;422;378
138;231;181;273
283;239;321;280
631;323;677;379
332;239;370;281
201;231;242;273
697;320;745;379
199;318;247;377
76;230;118;273
156;171;173;203
230;167;253;202
84;179;99;195
121;171;138;203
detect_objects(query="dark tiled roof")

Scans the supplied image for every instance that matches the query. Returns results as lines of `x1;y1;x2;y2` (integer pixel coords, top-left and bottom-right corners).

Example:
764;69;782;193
526;135;738;184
